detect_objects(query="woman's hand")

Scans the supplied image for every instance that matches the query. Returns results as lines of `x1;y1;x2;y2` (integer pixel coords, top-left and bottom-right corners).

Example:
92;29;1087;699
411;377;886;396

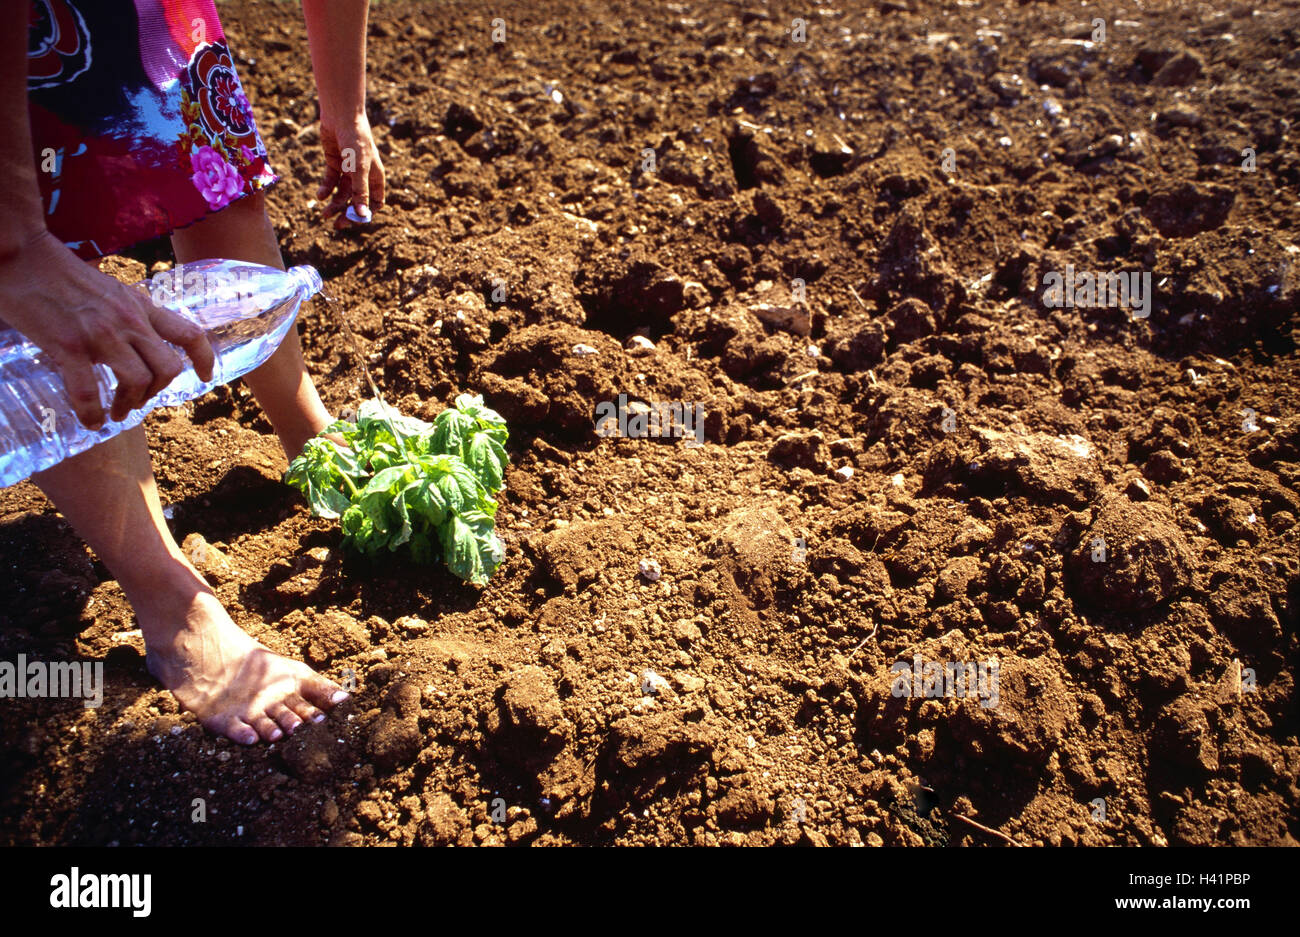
0;231;214;430
317;112;385;226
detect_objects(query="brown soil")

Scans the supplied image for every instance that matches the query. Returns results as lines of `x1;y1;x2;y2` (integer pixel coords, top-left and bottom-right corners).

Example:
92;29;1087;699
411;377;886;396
2;0;1298;847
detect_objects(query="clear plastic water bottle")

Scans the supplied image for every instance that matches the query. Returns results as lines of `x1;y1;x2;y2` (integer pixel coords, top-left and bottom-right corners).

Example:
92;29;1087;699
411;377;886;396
0;258;322;488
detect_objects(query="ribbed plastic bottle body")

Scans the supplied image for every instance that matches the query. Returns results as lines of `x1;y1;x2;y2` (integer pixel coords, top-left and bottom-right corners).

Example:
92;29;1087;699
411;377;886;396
0;260;321;488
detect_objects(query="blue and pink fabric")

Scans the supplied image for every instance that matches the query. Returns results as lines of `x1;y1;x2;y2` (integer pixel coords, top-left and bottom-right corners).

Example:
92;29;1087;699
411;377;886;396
27;0;277;259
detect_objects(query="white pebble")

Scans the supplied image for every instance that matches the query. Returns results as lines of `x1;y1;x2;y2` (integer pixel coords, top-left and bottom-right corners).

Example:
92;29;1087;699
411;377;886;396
641;670;671;696
626;335;656;357
835;465;854;481
571;343;599;356
638;557;662;582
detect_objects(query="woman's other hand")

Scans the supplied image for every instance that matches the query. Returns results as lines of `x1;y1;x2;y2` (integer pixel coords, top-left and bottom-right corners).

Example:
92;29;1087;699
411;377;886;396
317;112;385;226
302;1;383;227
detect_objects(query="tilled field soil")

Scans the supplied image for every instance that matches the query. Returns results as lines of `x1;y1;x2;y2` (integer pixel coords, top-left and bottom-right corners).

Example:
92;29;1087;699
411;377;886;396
2;0;1298;846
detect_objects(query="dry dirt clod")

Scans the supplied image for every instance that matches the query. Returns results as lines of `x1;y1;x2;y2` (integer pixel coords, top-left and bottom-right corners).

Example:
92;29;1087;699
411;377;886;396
180;533;237;583
1068;499;1194;612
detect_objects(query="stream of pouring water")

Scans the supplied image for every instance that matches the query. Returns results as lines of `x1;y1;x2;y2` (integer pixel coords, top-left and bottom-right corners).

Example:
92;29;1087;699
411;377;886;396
316;289;409;449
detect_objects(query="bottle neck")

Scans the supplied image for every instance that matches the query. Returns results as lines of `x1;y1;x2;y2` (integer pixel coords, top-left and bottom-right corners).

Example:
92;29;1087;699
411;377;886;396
287;265;323;298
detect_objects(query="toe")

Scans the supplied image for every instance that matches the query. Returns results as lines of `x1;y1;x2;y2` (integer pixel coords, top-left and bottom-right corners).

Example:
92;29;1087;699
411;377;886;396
267;702;303;736
206;712;259;746
248;714;283;742
285;693;324;724
300;672;347;710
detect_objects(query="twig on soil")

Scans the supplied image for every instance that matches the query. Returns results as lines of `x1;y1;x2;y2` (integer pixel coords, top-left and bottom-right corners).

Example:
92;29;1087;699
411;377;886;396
845;622;879;662
786;369;820;386
848;285;867;310
952;813;1022;847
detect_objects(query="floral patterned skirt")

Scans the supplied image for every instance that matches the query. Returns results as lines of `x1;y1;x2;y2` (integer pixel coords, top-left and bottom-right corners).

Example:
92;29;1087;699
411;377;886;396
27;0;277;260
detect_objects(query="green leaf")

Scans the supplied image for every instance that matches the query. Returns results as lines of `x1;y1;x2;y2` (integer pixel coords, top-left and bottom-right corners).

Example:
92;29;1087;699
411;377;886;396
464;431;507;494
313;483;352;519
433;473;467;513
344;513;374;549
360;490;393;532
356;398;397;427
358;398;431;438
390;488;414;548
462;510;506;572
362;464;409;497
368;440;402;472
407;431;437;457
456;393;506;428
402;477;448;528
320;418;361;442
420;454;481;513
284;438;357;518
341;504;365;536
431;408;476;457
439;511;502;585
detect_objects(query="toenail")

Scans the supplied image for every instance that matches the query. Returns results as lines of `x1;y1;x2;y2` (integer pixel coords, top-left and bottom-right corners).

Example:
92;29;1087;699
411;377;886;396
269;728;283;741
331;691;349;704
312;713;326;723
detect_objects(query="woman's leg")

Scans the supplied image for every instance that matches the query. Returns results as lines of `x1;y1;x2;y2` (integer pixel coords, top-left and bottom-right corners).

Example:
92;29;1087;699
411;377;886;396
31;426;346;744
170;189;332;458
22;190;348;743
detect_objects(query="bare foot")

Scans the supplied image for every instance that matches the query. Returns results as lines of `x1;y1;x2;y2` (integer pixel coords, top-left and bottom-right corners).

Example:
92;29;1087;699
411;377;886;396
140;577;347;745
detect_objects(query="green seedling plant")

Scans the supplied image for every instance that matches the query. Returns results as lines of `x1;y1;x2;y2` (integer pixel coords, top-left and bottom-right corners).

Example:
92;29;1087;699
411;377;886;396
284;394;509;585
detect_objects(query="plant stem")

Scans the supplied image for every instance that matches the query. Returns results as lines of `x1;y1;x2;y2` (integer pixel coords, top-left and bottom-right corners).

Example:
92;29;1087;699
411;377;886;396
340;472;360;498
